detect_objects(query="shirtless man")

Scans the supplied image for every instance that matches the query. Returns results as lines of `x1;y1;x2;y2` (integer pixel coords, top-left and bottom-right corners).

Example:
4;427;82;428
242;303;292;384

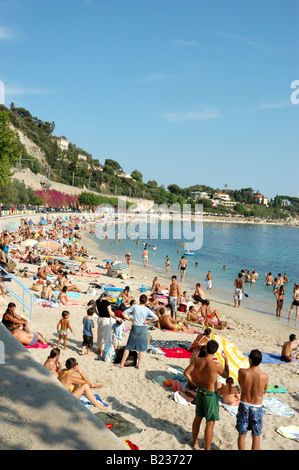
206;271;213;294
157;306;189;331
44;348;62;377
264;272;274;286
233;273;244;308
250;270;259;283
192;283;206;305
168;275;181;320
178;256;187;282
37;264;52;281
142;247;149;267
8;324;48;346
281;334;299;362
184;340;229;450
236;349;268;450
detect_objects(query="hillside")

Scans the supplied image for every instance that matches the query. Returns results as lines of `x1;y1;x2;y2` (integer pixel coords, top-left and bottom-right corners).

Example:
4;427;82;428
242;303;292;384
0;103;298;219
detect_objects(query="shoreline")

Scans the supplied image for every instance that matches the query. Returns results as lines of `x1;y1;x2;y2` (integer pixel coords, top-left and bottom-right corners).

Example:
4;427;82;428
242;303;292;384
2;213;298;451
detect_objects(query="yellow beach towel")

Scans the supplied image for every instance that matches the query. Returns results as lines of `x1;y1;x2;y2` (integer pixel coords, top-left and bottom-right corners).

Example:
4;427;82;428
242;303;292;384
211;333;249;382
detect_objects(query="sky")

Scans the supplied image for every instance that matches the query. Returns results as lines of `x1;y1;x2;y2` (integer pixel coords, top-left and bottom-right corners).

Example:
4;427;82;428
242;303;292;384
1;0;298;198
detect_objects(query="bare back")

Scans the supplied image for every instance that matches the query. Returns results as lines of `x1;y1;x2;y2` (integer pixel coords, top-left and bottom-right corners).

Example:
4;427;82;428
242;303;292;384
187;356;227;392
238;367;268;405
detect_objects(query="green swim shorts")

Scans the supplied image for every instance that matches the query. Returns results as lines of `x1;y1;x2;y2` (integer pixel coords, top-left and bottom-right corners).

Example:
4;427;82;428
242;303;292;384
195;387;219;421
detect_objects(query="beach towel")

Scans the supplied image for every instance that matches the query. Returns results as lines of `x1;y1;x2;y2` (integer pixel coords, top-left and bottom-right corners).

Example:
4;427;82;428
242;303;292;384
276;426;299;442
267;384;287;393
262;397;295;417
94;412;144;437
53;291;82;298
170;391;195;406
220;397;295;418
244;352;286;365
161;348;192;359
80;394;109;408
24;341;52;349
211;333;249;382
151;340;192;350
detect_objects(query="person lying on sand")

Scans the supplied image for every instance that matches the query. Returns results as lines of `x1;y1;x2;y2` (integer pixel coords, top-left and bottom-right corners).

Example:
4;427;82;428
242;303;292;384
157;306;189;331
7;324;49;346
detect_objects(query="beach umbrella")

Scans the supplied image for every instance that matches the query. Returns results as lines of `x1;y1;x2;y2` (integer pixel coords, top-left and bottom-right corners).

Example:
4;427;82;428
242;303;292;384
21;239;38;247
38;240;60;250
211;333;249;382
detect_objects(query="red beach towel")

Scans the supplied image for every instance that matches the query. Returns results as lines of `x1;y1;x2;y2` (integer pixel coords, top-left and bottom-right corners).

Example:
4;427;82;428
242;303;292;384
160;348;192;359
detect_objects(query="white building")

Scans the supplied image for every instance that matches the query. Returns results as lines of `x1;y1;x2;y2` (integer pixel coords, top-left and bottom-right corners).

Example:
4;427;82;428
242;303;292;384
253;194;268;206
57;137;69;151
213;192;231;201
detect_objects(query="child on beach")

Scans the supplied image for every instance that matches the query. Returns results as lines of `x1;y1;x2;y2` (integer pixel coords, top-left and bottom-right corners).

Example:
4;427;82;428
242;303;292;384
57;310;73;350
111;318;125;349
81;308;95;355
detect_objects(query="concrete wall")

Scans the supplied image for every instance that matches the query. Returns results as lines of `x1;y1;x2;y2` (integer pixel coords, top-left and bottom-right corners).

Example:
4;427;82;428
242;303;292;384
0;323;128;450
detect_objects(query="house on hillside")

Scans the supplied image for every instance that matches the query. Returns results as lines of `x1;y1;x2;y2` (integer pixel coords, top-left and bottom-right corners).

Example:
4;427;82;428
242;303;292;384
212;192;236;208
253;194;268;206
190;191;210;200
56;137;69;151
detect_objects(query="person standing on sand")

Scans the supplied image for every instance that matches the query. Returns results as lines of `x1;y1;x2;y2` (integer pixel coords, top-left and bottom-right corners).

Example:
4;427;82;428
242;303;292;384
233;273;244;308
178;256;187;282
168;275;181;320
236;349;268;450
184;340;229;450
288;283;299;325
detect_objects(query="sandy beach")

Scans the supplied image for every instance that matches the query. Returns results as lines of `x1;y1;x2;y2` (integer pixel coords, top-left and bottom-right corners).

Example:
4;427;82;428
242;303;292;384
2;218;299;451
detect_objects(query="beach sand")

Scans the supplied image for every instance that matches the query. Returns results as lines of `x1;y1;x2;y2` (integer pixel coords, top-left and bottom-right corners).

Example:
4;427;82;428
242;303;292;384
3;226;299;451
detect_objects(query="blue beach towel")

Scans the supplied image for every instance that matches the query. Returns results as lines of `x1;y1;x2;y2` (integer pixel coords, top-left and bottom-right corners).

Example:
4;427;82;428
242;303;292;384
244;352;285;364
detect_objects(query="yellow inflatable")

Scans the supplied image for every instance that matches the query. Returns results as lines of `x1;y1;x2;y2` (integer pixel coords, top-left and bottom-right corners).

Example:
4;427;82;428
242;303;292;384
211;333;249;382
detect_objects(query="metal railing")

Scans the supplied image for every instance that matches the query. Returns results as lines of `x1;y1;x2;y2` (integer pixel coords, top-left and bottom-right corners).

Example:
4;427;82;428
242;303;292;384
0;266;38;321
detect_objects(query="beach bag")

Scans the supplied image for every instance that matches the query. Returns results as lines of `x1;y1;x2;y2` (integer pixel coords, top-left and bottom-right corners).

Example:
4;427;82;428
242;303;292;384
31;283;41;292
0;258;16;273
104;345;116;363
113;347;138;367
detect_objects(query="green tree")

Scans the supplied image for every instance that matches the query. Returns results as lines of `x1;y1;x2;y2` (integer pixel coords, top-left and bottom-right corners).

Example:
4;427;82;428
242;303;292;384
131;169;143;183
0;111;20;185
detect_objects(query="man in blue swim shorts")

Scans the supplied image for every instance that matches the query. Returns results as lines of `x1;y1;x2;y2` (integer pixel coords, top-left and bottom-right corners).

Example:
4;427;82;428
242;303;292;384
236;349;269;450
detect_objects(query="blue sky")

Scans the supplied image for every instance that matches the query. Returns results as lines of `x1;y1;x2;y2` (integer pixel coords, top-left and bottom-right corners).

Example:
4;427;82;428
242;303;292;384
1;0;298;198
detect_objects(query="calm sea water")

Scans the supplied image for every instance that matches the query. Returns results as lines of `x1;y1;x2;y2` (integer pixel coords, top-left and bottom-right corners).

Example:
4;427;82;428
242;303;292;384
91;221;299;324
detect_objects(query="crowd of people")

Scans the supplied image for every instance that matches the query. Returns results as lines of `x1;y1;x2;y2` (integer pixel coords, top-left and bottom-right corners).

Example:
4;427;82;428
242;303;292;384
1;215;298;451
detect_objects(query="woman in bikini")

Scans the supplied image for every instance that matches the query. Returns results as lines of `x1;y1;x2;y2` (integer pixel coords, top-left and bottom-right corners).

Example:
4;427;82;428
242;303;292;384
58;358;107;410
274;284;285;318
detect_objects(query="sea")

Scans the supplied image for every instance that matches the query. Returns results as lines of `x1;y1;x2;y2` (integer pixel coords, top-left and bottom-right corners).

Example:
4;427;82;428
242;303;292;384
90;220;299;325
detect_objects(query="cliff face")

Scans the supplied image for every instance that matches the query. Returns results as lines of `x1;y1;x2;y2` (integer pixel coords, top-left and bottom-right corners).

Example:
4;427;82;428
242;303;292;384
12;125;47;164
